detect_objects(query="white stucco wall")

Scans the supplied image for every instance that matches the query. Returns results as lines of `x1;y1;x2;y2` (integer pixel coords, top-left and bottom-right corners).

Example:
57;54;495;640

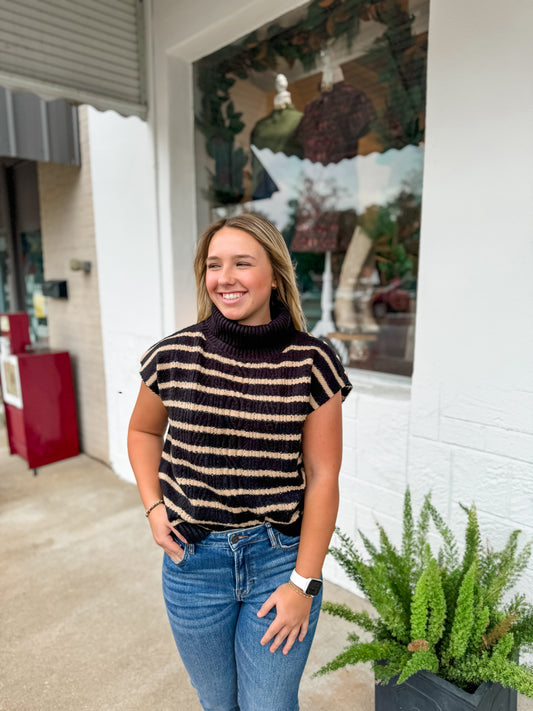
86;107;160;480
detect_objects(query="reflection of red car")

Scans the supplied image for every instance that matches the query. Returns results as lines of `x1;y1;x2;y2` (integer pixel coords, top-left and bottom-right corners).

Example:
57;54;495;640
371;279;412;319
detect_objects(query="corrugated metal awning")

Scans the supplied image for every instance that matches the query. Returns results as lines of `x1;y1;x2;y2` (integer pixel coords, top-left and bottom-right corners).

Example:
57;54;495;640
0;87;80;165
0;0;146;119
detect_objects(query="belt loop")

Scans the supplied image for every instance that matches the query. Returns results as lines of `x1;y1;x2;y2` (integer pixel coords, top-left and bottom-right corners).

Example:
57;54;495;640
187;543;195;555
266;523;278;548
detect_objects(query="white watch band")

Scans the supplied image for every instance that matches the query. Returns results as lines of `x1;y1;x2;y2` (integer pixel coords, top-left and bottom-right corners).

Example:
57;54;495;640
290;569;312;591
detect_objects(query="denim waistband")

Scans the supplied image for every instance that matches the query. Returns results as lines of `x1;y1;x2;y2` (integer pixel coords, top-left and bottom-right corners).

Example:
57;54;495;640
176;518;302;543
193;522;278;550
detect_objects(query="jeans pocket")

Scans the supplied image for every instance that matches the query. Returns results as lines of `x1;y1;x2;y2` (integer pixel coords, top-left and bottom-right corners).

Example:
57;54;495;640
167;541;191;568
273;530;300;551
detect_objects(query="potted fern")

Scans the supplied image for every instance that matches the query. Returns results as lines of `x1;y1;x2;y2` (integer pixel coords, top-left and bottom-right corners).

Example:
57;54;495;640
317;489;533;710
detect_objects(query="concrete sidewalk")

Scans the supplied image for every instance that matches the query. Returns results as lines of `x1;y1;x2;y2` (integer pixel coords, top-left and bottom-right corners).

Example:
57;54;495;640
3;431;532;711
0;430;373;711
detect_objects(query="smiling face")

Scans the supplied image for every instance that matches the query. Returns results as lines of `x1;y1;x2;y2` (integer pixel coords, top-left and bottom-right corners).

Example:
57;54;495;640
205;227;276;326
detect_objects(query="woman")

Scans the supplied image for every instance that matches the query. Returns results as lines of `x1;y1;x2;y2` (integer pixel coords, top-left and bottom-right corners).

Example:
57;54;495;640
128;214;351;711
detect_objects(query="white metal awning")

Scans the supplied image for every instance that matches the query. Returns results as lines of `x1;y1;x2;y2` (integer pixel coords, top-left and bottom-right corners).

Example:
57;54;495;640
0;0;146;119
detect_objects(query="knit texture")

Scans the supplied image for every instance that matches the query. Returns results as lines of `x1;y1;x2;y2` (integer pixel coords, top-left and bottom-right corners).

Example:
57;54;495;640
140;303;352;534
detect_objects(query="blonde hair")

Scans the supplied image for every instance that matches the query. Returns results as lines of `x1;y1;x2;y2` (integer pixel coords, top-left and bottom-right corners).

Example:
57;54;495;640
194;214;306;331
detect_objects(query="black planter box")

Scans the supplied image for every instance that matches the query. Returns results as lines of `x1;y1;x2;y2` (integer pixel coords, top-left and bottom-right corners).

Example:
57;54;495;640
375;670;517;711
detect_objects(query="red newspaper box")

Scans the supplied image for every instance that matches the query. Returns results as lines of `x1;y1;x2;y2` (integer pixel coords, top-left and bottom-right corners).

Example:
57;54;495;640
0;313;79;473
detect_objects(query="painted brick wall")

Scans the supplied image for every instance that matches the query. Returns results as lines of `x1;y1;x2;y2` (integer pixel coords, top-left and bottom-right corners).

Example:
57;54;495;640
324;373;533;600
37;106;109;465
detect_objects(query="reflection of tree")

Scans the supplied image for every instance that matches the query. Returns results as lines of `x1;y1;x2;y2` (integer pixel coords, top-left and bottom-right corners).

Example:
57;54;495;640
359;189;420;284
281;197;325;293
366;2;427;149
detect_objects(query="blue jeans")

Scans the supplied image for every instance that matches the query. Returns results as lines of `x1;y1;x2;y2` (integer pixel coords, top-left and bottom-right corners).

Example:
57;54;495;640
162;522;322;711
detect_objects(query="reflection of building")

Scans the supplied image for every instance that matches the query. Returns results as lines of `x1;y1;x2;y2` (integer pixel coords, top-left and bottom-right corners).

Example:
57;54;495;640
1;0;532;597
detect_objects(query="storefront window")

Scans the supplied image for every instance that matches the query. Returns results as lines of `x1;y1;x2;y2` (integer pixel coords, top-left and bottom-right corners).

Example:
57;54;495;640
193;0;429;377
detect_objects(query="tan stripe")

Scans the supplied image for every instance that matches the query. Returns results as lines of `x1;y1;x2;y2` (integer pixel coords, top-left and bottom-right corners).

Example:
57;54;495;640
144;371;157;388
160;379;308;404
286;343;347;390
141;332;204;368
158;360;310;386
164;498;301;529
163;493;301;517
161;451;301;477
167;434;296;460
311;363;334;399
163;400;307;423
168;419;301;441
161;472;304;497
154;344;313;371
309;394;319;410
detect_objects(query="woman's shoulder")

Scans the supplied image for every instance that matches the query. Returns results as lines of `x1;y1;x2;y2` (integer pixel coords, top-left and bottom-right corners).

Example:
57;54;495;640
141;322;206;363
286;330;341;360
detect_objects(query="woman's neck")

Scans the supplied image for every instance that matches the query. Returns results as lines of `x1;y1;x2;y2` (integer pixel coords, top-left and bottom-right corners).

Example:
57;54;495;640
206;301;294;357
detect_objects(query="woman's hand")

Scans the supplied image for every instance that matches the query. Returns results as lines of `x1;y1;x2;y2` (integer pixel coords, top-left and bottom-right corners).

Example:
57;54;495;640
147;504;188;562
257;583;313;654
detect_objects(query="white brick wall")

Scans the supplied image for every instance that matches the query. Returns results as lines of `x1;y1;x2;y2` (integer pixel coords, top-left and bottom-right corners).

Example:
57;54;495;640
327;374;533;599
38;107;109;464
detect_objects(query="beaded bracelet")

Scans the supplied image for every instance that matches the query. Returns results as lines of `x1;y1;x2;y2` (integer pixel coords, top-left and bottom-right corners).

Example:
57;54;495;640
288;579;313;599
145;499;164;518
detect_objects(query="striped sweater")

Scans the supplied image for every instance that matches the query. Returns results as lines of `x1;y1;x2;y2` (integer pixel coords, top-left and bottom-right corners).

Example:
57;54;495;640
140;303;352;536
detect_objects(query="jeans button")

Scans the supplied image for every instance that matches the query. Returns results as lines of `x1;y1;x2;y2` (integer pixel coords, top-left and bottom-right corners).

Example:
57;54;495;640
231;534;240;544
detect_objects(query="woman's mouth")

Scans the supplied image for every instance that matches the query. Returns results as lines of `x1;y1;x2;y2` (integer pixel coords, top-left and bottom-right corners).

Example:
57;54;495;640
219;292;245;302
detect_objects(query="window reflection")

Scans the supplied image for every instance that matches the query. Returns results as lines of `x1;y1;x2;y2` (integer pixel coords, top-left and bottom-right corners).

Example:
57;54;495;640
195;0;429;377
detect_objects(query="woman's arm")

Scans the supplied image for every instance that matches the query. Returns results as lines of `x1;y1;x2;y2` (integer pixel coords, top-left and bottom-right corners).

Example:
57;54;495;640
127;382;186;559
258;390;343;653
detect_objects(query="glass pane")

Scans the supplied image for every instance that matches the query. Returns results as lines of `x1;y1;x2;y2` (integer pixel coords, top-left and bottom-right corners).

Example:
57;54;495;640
194;0;429;377
21;229;48;344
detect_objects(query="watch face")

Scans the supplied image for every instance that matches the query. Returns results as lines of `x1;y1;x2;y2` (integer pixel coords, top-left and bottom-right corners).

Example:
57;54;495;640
306;579;322;596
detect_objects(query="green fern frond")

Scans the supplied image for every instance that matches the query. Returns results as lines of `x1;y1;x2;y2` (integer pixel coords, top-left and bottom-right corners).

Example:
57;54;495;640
415;494;432;569
410;555;446;647
327;537;368;592
321;602;380;634
428;501;459;570
425;557;447;645
359;530;379;559
376;523;413;614
490;632;514;661
469;602;490;652
315;641;397;676
397;649;439;683
510;604;533;649
359;562;410;642
401;487;415;568
410;564;429;641
485;534;532;607
373;648;413;683
441;568;463;631
462;504;481;575
444;560;477;663
452;653;533;698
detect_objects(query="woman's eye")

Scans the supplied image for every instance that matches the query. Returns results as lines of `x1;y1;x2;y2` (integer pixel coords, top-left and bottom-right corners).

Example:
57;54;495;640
237;262;251;267
206;263;219;269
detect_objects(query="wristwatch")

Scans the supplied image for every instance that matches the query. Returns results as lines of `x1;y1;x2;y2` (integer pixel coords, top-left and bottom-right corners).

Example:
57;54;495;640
290;569;322;597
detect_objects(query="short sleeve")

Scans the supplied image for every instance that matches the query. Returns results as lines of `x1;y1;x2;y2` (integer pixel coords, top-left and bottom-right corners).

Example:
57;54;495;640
309;342;352;411
139;344;160;396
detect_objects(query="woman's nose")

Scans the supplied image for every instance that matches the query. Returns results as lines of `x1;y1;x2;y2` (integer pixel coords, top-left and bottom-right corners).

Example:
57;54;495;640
219;266;236;284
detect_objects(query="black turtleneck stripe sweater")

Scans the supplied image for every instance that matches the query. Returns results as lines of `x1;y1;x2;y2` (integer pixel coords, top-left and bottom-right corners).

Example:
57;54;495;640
140;304;352;536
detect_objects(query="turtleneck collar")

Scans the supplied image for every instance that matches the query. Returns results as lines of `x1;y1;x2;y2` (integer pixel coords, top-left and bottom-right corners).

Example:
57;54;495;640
205;301;295;358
